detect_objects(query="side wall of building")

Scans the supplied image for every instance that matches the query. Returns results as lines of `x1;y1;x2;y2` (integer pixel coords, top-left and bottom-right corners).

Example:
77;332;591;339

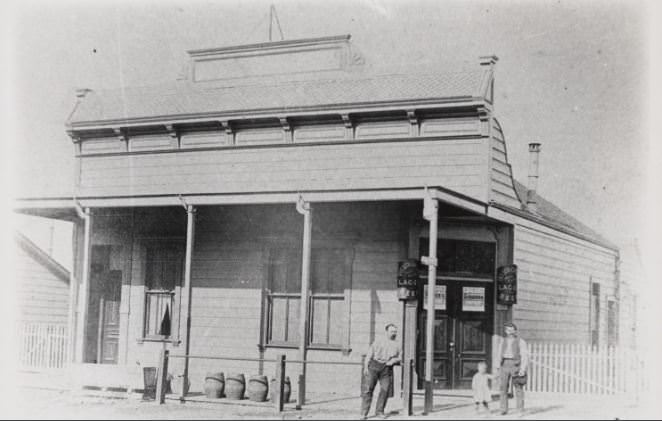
512;222;618;345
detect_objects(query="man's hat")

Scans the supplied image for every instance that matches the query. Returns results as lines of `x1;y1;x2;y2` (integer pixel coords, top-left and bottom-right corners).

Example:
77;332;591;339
503;322;518;330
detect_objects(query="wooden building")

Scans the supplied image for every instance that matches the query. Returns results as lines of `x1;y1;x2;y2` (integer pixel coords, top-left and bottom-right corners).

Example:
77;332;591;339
15;35;620;394
14;231;71;369
14;231;70;325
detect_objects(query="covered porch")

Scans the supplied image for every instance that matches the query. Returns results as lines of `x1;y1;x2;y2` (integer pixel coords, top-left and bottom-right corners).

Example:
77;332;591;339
15;186;514;401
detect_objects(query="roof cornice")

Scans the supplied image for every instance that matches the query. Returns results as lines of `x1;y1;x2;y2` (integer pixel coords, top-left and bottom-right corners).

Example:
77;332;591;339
66;97;486;133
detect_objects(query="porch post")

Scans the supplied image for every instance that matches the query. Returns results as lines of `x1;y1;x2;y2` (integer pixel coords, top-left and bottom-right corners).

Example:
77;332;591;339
422;193;438;414
67;223;81;363
296;196;312;407
74;207;92;363
182;205;196;387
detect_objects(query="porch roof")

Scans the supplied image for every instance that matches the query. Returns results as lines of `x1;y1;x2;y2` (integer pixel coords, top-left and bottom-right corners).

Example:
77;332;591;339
13;186;488;220
12;182;617;252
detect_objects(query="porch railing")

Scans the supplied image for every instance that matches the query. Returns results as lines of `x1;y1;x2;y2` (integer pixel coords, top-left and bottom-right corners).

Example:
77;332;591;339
17;322;68;369
527;342;648;396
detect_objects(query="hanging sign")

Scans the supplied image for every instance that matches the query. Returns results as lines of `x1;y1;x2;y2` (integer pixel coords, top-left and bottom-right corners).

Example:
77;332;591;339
423;284;446;310
497;264;518;305
462;286;485;312
397;259;420;289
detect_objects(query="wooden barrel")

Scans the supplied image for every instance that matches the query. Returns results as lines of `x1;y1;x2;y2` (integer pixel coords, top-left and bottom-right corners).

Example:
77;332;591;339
225;373;246;400
270;376;291;403
247;375;269;402
204;372;225;398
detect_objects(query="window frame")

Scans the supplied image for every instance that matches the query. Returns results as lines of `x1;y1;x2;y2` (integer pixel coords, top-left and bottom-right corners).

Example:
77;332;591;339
263;245;353;353
138;238;185;344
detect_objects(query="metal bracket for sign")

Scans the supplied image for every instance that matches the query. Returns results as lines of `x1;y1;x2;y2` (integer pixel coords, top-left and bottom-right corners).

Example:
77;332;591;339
421;256;437;267
422;186;438;221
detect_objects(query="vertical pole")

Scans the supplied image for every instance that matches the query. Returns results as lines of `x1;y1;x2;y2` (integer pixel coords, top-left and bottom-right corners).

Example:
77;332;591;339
296;197;312;408
422;194;438;414
156;349;169;404
67;223;80;364
274;354;286;412
181;205;196;397
75;207;92;363
360;353;366;392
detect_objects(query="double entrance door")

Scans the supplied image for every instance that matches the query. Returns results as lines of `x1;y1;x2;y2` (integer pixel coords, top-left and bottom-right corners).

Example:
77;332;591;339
416;279;493;389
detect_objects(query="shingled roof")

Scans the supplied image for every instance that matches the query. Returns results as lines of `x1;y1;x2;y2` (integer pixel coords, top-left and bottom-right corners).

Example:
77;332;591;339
505;180;617;251
14;231;70;282
67;67;492;126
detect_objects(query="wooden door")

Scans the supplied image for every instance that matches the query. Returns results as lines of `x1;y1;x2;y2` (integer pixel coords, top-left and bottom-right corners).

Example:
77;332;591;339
417;280;493;389
451;281;493;389
97;270;122;364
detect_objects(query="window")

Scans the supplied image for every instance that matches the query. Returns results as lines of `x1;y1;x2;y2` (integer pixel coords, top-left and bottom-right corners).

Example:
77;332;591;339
607;298;618;347
143;243;184;340
266;248;302;346
309;249;350;347
589;281;600;347
419;238;496;279
266;247;351;349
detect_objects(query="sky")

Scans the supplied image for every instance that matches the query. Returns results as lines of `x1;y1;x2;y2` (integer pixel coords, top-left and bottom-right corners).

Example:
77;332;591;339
1;0;657;264
4;0;651;259
1;0;661;408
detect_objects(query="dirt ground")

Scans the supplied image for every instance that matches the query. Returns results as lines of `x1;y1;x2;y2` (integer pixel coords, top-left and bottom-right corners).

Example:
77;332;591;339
8;370;659;420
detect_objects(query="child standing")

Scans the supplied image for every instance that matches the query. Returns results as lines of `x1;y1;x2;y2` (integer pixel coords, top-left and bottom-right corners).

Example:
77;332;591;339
472;361;494;413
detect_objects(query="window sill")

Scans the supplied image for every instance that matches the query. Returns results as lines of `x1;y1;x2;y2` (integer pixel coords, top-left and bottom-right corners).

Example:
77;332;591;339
263;343;351;354
137;337;181;345
308;345;350;353
264;343;299;350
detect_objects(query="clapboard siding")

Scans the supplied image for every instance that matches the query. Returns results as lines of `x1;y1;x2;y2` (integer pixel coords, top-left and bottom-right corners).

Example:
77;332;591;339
78;138;490;202
490;119;521;208
513;224;617;345
15;243;70;325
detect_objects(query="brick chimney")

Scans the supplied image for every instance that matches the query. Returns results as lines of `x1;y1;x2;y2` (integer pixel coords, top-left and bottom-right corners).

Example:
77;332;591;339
526;142;542;212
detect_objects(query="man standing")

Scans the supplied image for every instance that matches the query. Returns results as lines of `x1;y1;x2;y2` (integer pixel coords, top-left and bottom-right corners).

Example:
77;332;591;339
361;323;402;419
498;322;529;415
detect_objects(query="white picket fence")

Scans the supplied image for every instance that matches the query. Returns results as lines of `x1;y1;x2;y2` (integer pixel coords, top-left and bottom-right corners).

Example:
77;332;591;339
17;322;68;369
527;342;648;396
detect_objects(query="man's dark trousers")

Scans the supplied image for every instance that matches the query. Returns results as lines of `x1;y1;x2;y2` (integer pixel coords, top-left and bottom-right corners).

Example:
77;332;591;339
361;360;393;417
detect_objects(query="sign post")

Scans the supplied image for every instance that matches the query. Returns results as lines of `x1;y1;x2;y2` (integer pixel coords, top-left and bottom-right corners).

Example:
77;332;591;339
421;192;438;414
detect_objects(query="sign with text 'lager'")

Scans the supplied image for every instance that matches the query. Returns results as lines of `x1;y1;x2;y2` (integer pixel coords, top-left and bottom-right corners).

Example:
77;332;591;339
497;264;518;305
397;259;420;289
